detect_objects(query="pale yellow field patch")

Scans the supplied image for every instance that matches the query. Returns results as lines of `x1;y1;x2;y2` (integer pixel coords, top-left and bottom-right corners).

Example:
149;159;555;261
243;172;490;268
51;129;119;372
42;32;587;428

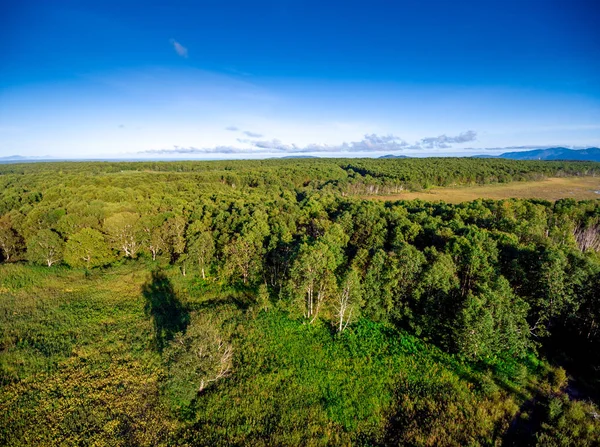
368;177;600;203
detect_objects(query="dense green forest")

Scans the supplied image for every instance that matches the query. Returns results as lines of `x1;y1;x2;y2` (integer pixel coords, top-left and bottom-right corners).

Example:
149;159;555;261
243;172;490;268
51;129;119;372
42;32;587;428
1;158;600;445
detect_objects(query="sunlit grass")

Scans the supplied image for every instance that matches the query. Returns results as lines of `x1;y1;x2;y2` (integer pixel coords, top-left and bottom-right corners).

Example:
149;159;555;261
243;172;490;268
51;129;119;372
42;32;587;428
370;176;600;203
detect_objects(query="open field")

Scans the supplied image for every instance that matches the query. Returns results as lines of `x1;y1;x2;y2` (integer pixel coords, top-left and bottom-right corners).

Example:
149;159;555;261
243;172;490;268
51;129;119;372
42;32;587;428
370;176;600;203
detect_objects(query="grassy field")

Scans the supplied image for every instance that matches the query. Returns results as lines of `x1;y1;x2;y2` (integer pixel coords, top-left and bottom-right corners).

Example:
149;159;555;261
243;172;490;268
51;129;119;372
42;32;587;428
0;261;560;445
369;176;600;203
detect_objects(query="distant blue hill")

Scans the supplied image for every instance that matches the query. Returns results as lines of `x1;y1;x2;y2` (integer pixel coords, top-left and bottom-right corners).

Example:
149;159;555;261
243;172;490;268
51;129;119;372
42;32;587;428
0;155;57;164
0;155;28;160
475;147;600;162
379;154;409;159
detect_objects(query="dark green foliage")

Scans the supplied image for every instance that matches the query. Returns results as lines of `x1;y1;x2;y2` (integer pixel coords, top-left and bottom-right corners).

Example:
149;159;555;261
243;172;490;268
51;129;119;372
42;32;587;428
453;276;530;360
0;215;25;262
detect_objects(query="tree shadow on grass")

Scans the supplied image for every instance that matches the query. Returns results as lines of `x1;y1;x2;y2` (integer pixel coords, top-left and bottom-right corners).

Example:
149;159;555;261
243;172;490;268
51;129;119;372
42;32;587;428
143;269;190;352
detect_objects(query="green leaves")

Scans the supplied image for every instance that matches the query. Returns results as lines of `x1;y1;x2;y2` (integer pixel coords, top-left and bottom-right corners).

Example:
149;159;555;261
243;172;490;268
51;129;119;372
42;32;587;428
3;159;600;445
26;229;64;266
188;231;215;279
103;211;142;258
453;277;530;360
288;240;339;321
0;215;25;263
163;314;233;409
64;228;113;269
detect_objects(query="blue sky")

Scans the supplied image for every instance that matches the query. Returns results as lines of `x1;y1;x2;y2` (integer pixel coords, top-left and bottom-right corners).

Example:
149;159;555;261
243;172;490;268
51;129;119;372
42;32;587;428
1;0;599;159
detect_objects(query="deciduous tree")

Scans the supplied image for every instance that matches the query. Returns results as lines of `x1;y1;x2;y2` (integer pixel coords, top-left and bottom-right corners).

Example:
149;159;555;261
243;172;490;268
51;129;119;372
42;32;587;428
188;231;215;279
163;315;233;407
104;212;141;258
27;229;64;266
335;267;362;332
64;228;113;269
0;215;25;262
289;241;339;323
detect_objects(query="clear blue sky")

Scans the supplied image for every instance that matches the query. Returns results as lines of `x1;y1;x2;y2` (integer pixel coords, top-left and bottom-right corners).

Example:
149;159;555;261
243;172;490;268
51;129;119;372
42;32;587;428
1;0;599;158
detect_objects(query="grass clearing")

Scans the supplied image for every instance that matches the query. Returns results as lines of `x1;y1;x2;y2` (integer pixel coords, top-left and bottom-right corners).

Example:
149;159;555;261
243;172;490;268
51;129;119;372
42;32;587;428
1;262;553;445
368;176;600;203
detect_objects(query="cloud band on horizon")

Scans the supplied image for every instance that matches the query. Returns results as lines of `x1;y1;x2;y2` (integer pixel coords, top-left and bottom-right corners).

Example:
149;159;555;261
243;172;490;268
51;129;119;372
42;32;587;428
141;130;478;155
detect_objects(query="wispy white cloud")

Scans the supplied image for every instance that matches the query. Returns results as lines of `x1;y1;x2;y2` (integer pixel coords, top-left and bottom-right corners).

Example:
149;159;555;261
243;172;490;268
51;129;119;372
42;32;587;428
143;145;263;155
170;39;188;58
419;130;477;149
226;126;264;138
228;131;473;153
242;130;264;138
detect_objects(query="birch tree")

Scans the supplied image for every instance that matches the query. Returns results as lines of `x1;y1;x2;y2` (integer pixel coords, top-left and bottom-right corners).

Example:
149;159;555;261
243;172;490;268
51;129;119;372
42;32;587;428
139;215;168;261
222;218;267;285
164;315;233;407
64;228;113;269
289;241;339;323
188;231;215;279
574;222;600;252
335;267;362;332
222;236;259;284
166;215;187;264
0;215;24;262
27;229;64;266
104;212;141;258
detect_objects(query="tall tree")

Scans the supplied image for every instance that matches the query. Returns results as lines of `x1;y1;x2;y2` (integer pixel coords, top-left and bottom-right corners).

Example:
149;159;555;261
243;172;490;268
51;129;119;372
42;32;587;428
165;215;187;264
390;242;426;323
453;276;529;360
222;235;261;284
188;231;215;279
412;248;459;344
289;241;339;323
139;214;168;261
334;267;362;332
528;248;575;338
362;249;399;322
0;215;25;262
222;212;269;284
104;212;141;258
21;206;66;239
27;229;64;266
64;228;113;269
449;227;498;298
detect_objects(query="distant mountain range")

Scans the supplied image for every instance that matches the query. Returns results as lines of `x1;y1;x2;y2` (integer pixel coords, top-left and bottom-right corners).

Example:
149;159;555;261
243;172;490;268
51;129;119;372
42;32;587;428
0;155;58;164
382;148;600;161
1;148;599;163
475;147;600;162
0;155;29;160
